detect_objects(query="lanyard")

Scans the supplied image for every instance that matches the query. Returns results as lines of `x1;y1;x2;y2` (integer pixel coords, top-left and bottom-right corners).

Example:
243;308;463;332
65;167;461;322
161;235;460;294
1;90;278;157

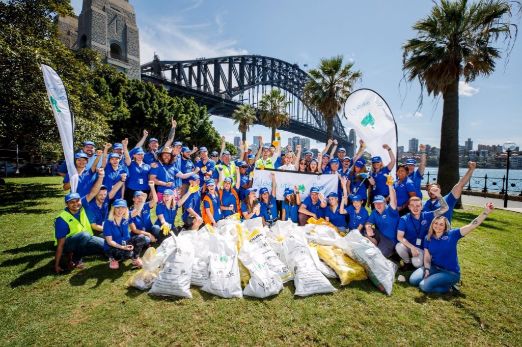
409;214;422;237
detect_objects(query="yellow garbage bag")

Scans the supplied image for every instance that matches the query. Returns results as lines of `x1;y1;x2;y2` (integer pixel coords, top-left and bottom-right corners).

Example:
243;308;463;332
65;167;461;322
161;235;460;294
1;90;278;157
313;244;367;285
126;247;162;290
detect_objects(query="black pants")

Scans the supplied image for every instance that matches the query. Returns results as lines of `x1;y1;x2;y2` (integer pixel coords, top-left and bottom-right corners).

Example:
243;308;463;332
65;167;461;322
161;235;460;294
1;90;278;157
105;235;148;260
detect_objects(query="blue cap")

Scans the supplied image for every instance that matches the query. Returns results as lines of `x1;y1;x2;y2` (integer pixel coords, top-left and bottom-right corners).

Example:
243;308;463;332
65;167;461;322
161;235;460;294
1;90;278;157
134;190;146;197
323;153;330;158
247;154;255;160
223;177;232;183
373;195;386;203
222;150;230;156
262;144;270;149
259;187;269;195
65;192;81;202
406;158;417;165
75;152;88;160
246;188;257;194
113;199;128;208
355;159;366;168
133;148;145;155
310;158;318;163
149;137;158;143
108;153;120;159
163;189;174;196
238;161;248;167
113;143;123;150
181;146;191;153
342;157;351;162
338;147;346;152
330;158;340;165
371;156;382;163
310;187;320;193
83;141;95;146
327;192;338;198
283;188;293;197
211;151;219;157
188;174;200;181
199;147;208;152
351;195;363;202
206;179;216;186
173;141;183;147
304;150;313;155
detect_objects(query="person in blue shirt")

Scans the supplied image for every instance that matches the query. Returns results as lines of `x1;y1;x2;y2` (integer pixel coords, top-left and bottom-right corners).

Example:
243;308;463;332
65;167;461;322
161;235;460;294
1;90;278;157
394;164;417;216
237;161;252;201
143;119;178;164
396;186;449;269
339;157;352;178
368;144;396;201
423;161;477;224
103;199;147;270
346;194;369;231
180;146;195;196
144;137;159;165
195;147;216;182
409;202;494;294
63;152;102;198
364;180;399;258
298;187;327;225
324;183;348;231
129;181;161;245
258;174;278;226
102;153;126;201
149;146;194;201
241;188;262;220
347;159;370;206
406;144;427;199
202;179;222;226
85;179;125;234
282;186;301;223
324;158;340;175
122;140;151;206
155;189;178;235
219;172;241;218
178;174;203;226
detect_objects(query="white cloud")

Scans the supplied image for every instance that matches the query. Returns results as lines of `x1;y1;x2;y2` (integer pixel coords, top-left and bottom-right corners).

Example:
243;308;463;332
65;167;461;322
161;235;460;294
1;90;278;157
399;111;423;119
459;81;479;97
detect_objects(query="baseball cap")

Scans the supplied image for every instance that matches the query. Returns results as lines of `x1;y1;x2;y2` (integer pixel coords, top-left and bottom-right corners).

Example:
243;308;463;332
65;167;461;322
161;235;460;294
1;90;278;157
283;188;293;197
163;189;174;196
75;152;88;160
259;187;269;195
406;158;417;165
133;148;145;155
64;192;81;203
246;188;257;194
330;158;340;165
222;150;231;156
371;156;382;163
323;153;330;158
351;195;363;202
199;147;208;152
148;137;158;143
82;141;95;147
133;190;146;197
211;151;219;157
373;195;386;203
108;153;120;159
188;174;200;181
304;150;313;155
112;199;128;208
247;154;255;160
205;179;216;186
338;147;346;153
113;143;123;150
173;141;183;147
355;159;366;168
181;146;191;153
223;177;232;183
310;187;320;193
327;192;338;198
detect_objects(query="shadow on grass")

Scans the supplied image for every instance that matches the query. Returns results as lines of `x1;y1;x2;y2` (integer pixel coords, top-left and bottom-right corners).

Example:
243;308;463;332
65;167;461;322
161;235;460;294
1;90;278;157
3;241;54;255
0;182;62;215
69;262;128;289
2;241;56;287
10;259;55;288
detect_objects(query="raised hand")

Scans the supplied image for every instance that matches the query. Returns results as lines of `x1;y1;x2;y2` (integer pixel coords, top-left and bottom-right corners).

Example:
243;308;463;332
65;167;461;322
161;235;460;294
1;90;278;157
143;129;149;137
485;202;494;214
104;143;112;151
171;118;177;128
382;144;390;150
148;180;155;188
333;139;338;145
96;149;103;157
468;161;477;170
419;144;426;152
429;185;441;197
97;167;105;177
120;173;127;182
192;145;198;153
122;138;129;147
221;135;226;144
327;139;333;145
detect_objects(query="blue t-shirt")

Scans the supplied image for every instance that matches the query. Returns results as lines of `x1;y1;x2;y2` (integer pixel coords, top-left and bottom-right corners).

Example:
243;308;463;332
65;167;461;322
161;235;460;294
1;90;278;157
346;205;369;230
180;158;195;185
260;196;278;223
424;228;463;273
183;191;202;221
241;201;262;219
126;161;151;191
155;202;177;226
195;159;216;182
85;197;109;226
173;156;182;188
203;192;222;223
103;218;131;251
409;170;424;199
325;205;347;228
220;189;239;218
130;203;153;231
63;169;96;198
274;156;283;169
368;205;400;243
150;163;179;193
394;177;416;207
301;196;325;218
103;165;125;200
422;193;458;223
398;211;435;248
371;167;391;197
282;201;298;223
144;151;157;165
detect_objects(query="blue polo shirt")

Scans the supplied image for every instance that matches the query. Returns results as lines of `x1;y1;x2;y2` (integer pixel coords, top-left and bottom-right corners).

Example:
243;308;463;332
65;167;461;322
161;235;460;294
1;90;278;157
260;196;278;222
394;177;416;207
144;151;157;165
346;205;369;230
85;197;109;226
282;201;298;223
301;196;325;218
63;169;96;198
103;165;125;199
349;174;369;202
220;189;239;218
182;191;202;221
130;203;153;231
422;192;458;223
126;161;151;191
368;205;400;243
155;202;177;226
203;192;222;223
195;159;216;182
398;211;435;248
424;229;463;274
173;156;182;188
238;174;251;201
241;201;262;219
150;163;179;193
409;170;424;198
325;205;347;228
103;218;131;251
180;157;195;185
371;167;391;197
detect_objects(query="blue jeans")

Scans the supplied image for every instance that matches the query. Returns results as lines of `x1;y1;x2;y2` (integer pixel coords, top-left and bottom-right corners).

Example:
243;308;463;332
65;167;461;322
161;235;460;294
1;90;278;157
63;232;104;262
409;266;461;294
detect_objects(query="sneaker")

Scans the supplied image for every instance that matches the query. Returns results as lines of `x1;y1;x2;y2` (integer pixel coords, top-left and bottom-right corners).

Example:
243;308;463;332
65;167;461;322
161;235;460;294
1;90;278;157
131;257;143;268
109;258;119;270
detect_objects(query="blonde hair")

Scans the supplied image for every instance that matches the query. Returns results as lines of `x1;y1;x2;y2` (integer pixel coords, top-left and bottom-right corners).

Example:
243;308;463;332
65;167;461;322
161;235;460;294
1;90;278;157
108;206;129;221
427;215;451;240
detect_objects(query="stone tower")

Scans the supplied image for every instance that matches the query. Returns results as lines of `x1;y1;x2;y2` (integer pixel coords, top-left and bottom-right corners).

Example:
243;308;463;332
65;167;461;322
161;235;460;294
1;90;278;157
77;0;140;79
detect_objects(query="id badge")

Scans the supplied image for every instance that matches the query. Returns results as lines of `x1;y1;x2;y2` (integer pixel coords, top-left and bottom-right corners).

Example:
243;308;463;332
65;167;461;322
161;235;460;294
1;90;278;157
416;238;422;246
139;178;143;185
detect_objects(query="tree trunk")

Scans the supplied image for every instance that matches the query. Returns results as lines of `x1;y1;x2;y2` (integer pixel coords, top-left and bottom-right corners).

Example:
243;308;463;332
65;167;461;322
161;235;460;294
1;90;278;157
325;115;334;143
271;127;276;143
241;131;246;142
438;78;461;205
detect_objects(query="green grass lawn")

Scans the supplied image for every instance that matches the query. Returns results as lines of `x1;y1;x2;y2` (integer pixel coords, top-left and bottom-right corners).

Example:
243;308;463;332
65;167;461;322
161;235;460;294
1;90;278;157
0;176;521;346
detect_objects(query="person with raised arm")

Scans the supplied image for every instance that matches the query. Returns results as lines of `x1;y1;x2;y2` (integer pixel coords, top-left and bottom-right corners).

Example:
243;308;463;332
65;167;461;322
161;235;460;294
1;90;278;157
63;147;103;197
195;146;216;183
129;180;161;245
396;186;449;269
324;176;349;232
409;203;494;294
86;172;126;234
259;173;279;226
346;194;369;231
423;161;477;223
217;165;241;218
103;143;127;201
394;164;417;216
406;143;427;198
179;146;196;196
298;187;327;225
241;188;262;220
364;174;399;257
368;143;396;202
122;138;151;205
177;174;203;226
319;139;334;173
282;186;301;223
237;160;252;200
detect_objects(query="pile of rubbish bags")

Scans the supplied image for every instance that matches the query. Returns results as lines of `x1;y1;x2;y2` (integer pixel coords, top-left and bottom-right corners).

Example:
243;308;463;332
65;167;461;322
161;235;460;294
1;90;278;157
126;218;398;299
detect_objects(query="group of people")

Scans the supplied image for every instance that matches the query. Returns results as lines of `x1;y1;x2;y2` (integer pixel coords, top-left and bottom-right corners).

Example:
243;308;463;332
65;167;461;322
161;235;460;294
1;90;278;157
54;119;494;294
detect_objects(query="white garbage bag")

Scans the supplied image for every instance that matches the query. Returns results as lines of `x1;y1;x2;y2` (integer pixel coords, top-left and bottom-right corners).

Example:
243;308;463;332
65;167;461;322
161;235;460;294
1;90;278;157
148;234;194;298
305;224;342;246
179;227;211;287
308;246;338;279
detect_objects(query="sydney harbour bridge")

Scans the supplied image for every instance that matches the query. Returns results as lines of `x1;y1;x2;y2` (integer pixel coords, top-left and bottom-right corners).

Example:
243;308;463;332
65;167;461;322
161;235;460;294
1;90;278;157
141;55;354;152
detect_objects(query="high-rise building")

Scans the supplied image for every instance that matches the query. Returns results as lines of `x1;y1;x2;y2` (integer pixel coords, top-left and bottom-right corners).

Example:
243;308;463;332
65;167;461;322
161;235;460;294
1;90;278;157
398;146;405;157
409;138;419;153
291;136;301;151
253;136;262;151
234;136;241;148
300;138;311;150
465;138;473;152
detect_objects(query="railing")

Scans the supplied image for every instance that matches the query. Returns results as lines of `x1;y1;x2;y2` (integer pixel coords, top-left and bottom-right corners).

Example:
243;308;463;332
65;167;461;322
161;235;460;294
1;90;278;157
423;171;522;196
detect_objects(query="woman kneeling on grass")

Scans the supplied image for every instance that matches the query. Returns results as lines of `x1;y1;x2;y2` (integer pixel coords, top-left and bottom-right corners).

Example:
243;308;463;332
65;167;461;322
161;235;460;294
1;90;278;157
103;199;146;269
409;202;494;294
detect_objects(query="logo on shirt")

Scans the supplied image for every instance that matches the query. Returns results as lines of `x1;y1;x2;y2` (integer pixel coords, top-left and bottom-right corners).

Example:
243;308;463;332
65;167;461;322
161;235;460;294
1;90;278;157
421;220;427;225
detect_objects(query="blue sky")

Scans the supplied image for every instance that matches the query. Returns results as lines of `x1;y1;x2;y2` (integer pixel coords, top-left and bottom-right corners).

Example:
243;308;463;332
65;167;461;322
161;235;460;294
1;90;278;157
72;0;522;150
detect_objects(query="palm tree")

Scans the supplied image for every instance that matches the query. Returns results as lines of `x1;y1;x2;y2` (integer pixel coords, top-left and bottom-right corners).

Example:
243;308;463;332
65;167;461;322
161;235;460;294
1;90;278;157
258;89;291;142
403;0;518;196
232;104;257;142
303;55;362;142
